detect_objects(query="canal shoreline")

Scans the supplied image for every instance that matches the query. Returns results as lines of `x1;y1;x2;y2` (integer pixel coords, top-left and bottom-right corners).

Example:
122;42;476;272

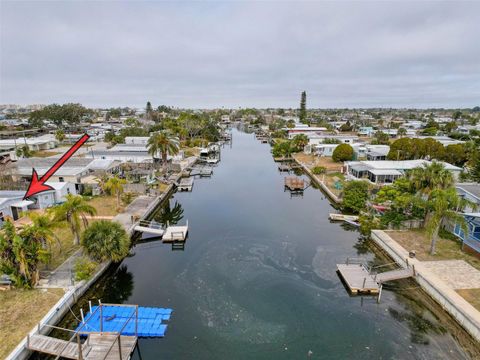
371;230;480;344
292;157;342;204
292;152;480;354
6;181;180;360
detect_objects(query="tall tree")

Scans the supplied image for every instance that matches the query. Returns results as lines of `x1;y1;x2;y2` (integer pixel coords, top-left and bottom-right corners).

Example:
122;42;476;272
50;194;97;245
426;188;471;255
299;91;307;123
0;220;50;288
147;131;180;168
146;101;153;120
408;161;454;196
103;176;127;207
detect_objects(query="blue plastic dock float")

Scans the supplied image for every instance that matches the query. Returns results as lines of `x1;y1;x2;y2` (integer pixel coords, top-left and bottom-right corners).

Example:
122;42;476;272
75;305;173;337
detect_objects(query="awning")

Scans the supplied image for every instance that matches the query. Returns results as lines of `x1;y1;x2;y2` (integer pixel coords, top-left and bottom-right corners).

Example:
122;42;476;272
368;169;402;176
10;200;34;208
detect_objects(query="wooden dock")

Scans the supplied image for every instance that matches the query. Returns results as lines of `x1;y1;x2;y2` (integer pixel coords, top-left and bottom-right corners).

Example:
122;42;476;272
27;333;137;360
337;263;380;294
284;176;306;191
27;303;140;360
278;164;290;172
178;177;194;191
337;258;415;296
163;221;189;242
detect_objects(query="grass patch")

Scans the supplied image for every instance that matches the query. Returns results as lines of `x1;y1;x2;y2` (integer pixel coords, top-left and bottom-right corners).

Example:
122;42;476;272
0;288;65;359
86;195;122;216
387;229;480;271
157;182;170;193
293;153;343;172
30;150;61;158
44;221;78;270
456;289;480;311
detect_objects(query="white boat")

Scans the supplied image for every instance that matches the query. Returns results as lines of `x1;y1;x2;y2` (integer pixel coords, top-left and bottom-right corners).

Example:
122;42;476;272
344;219;360;227
329;213;359;222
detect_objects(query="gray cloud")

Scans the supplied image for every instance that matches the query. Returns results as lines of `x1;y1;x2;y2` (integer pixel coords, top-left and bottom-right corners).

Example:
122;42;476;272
1;1;479;108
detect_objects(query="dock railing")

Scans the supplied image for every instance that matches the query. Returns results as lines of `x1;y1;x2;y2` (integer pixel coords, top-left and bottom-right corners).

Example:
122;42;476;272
101;305;138;360
30;302;139;360
137;219;164;230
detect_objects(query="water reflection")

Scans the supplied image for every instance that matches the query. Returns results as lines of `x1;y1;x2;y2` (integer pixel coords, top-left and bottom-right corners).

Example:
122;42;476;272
152;200;184;227
98;265;134;303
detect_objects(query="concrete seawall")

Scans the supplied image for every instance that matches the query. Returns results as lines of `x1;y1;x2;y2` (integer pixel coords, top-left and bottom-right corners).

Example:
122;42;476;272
5;261;111;360
7;183;178;360
371;229;480;342
294;159;342;204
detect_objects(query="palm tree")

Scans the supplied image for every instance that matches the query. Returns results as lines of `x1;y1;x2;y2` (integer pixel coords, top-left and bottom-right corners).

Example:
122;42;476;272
81;220;130;262
103;176;127;207
426;188;473;255
397;128;407;138
95;174;110;195
55;130;66;143
292;134;309;151
408;161;454;196
147;131;180;169
0;219;49;287
26;212;60;255
50;194;97;245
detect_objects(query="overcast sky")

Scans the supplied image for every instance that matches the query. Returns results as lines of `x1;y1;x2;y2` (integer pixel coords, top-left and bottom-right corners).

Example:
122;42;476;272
1;1;479;109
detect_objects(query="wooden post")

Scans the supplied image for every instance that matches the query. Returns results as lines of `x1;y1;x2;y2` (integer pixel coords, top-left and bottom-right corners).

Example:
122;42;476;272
80;308;84;323
377;284;383;303
77;333;83;360
100;304;103;333
117;336;123;360
135;305;139;337
362;277;366;289
89;300;92;314
27;334;30;349
412;264;416;276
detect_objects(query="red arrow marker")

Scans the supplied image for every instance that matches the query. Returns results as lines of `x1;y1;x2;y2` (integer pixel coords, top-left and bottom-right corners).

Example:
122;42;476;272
24;134;90;199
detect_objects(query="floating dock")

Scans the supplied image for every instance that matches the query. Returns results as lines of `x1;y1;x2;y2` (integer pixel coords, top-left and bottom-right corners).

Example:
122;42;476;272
337;258;415;296
178;177;194;191
163;221;189;242
190;165;213;177
278;164;290;172
284;176;306;191
337;263;380;294
76;305;172;337
27;303;173;360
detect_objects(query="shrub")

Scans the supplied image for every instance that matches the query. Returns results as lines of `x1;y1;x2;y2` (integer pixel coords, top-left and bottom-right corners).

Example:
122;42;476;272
342;180;369;214
332;143;354;162
74;256;97;281
312;166;326;175
81;220;131;262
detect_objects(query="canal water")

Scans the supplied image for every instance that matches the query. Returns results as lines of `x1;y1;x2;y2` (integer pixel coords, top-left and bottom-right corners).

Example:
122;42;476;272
42;128;479;359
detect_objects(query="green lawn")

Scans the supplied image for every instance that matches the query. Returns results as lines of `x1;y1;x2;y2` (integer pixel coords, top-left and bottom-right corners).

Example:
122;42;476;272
0;288;65;359
86;195;122;216
387;229;480;271
43;221;78;270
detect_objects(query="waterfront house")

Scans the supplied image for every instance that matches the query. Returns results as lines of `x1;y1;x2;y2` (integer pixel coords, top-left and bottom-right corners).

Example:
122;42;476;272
345;159;462;185
14;157;119;192
284;125;328;139
0;182;76;225
454;183;480;256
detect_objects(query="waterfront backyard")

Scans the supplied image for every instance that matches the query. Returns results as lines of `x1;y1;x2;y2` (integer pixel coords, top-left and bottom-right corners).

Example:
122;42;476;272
35;129;480;360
